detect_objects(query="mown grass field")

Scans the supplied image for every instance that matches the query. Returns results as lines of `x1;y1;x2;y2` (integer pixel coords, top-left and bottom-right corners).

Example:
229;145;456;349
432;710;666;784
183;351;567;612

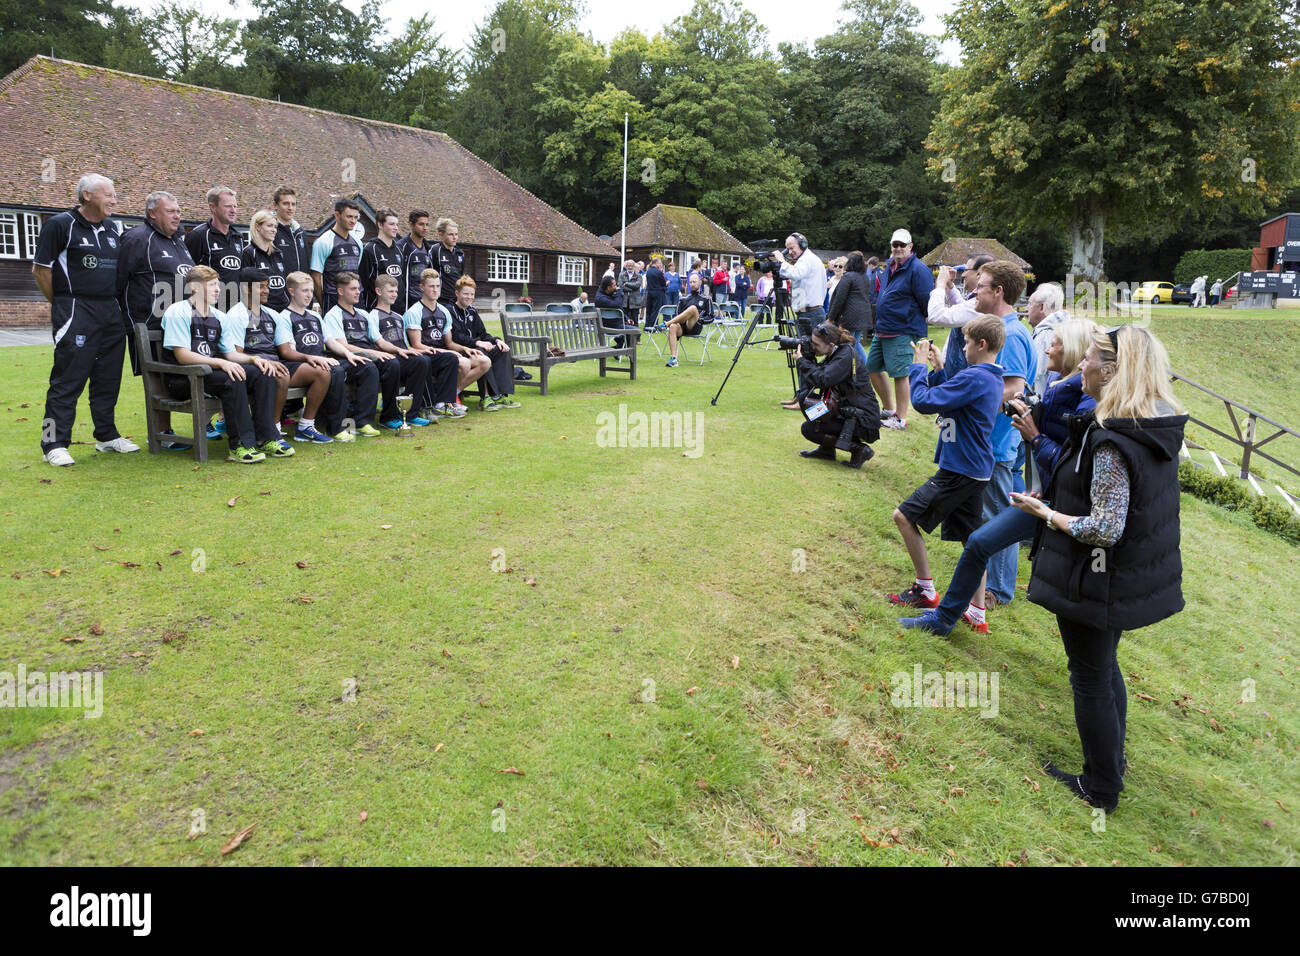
1;310;1296;865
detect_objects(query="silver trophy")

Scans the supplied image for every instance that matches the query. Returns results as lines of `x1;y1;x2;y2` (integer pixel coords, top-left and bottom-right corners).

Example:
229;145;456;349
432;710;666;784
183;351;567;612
395;393;414;437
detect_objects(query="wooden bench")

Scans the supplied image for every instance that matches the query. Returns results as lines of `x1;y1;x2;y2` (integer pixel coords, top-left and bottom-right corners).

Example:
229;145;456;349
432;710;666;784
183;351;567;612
499;311;636;395
134;324;305;462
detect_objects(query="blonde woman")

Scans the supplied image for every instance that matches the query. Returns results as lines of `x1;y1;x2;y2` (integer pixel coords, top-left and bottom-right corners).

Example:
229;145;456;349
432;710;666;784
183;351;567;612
240;208;288;310
1015;325;1187;812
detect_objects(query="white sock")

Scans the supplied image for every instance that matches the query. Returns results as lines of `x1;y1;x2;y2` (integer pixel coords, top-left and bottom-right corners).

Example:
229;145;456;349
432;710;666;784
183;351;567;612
300;418;314;428
965;603;986;624
916;577;936;599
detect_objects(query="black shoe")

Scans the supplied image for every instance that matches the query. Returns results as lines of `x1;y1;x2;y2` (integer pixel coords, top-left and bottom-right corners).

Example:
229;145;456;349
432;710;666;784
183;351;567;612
844;444;875;469
1042;761;1118;812
800;446;835;460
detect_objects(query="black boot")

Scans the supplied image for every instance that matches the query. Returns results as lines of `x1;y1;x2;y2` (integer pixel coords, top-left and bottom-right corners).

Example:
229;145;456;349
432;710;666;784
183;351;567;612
800;444;835;460
844;443;875;469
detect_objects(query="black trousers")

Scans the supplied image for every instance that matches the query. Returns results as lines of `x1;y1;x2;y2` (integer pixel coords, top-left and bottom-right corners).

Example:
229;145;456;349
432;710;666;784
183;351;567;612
801;415;868;451
342;360;380;427
1057;615;1126;800
166;365;278;449
41;298;126;453
644;293;664;329
420;351;460;408
377;354;432;421
317;363;349;435
478;344;514;397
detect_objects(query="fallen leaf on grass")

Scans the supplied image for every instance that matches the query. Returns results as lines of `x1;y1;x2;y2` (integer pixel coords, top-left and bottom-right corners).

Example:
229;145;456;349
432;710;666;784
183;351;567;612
695;778;708;789
60;635;84;644
162;630;185;644
10;572;20;579
1135;692;1158;702
433;743;444;753
258;490;272;496
226;496;241;507
296;595;313;604
130;651;147;658
686;686;699;695
42;568;68;577
154;562;162;570
220;823;256;855
189;729;204;737
442;649;452;658
1262;820;1274;828
379;524;393;530
1209;717;1223;732
499;767;525;776
89;623;103;636
169;549;181;556
730;656;740;670
524;577;537;586
359;810;368;822
39;478;51;484
295;561;311;569
1023;776;1041;792
92;544;109;551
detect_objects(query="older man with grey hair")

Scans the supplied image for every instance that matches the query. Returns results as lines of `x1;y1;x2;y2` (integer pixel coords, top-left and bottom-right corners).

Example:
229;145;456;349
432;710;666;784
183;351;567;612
1026;281;1069;396
35;174;138;465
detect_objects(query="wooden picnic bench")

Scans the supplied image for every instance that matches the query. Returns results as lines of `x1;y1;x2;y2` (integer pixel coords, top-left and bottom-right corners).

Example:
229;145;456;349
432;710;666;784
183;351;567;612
499;311;637;395
134;324;306;462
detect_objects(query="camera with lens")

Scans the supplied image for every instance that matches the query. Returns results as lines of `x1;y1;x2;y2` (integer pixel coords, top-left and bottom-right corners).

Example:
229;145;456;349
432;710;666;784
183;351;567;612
776;333;815;360
751;250;787;275
1003;386;1040;418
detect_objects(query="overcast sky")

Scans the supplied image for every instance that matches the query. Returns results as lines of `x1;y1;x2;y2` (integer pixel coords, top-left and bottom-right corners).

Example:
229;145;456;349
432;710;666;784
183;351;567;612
130;0;962;63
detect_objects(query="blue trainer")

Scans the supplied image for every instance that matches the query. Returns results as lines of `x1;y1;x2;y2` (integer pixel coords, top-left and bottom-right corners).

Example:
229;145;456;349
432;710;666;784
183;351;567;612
410;416;432;426
206;419;226;440
899;610;954;636
381;419;403;430
293;424;334;444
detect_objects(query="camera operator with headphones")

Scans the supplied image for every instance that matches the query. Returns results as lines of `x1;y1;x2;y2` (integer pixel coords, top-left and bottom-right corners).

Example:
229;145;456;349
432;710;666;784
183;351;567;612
795;320;881;468
775;232;827;409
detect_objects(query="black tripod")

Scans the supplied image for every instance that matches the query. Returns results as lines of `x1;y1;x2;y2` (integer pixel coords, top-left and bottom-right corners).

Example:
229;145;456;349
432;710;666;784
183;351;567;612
711;283;799;406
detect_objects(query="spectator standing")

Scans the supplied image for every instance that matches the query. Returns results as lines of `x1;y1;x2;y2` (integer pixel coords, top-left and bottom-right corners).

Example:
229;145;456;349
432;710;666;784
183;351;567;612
1026;282;1069;396
732;262;751;313
867;228;934;430
644;256;666;330
664;261;682;307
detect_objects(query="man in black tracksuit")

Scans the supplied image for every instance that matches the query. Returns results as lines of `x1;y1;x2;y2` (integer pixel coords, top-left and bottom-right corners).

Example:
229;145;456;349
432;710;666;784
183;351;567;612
434;218;465;308
184;186;244;311
272;186;311;278
35;175;136;465
395;210;434;311
359;208;405;312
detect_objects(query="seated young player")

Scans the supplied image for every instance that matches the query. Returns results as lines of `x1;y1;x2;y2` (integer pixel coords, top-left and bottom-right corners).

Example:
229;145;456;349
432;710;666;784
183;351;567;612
365;273;441;428
887;314;1007;608
446;276;521;411
159;266;280;464
664;272;715;368
404;270;487;418
220;273;295;456
281;270;350;442
319;271;384;437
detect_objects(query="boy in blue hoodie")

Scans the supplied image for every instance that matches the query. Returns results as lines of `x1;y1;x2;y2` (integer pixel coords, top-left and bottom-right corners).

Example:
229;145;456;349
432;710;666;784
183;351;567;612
888;314;1007;608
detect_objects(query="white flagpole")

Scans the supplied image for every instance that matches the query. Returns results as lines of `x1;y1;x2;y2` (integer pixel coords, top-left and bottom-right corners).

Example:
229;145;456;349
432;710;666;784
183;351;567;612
620;113;628;266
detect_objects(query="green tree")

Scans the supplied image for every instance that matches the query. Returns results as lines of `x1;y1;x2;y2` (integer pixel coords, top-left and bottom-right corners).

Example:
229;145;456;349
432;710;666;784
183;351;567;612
778;0;949;252
0;0;154;76
926;0;1300;281
242;0;386;106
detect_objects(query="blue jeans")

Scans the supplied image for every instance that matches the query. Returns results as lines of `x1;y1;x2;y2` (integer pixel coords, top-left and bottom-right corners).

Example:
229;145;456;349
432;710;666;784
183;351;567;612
665;290;680;306
796;306;826;339
981;459;1019;604
852;330;868;366
1012;442;1026;493
936;503;1039;625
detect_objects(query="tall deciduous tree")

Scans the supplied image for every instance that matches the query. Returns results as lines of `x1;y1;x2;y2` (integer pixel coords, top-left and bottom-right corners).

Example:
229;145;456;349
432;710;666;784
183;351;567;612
926;0;1300;281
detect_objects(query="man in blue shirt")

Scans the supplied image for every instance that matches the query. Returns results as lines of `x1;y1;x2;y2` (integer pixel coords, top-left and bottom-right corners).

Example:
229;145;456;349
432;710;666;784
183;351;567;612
319;271;384;436
970;260;1037;609
868;228;934;431
311;198;362;313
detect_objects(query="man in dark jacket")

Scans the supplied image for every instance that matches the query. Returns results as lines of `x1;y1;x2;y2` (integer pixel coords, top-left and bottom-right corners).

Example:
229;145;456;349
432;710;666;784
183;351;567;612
827;251;874;365
644;256;667;330
272;186;310;280
868;229;934;429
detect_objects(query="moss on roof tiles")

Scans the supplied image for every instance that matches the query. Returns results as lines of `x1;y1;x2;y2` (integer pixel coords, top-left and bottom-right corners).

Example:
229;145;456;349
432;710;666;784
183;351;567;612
613;203;748;254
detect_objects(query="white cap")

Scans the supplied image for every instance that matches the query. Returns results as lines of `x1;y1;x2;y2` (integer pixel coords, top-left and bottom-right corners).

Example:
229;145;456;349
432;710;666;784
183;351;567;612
891;228;912;245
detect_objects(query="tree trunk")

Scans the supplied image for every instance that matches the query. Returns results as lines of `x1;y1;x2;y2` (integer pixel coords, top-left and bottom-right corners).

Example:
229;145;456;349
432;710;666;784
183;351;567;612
1067;199;1106;284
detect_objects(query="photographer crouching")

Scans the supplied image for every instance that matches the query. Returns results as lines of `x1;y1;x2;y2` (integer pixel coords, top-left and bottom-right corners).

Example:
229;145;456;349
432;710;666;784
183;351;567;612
795;321;881;468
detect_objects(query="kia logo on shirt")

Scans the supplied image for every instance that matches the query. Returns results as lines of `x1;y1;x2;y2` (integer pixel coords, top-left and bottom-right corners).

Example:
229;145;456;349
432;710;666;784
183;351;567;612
196;341;212;356
301;332;320;346
268;276;285;289
220;255;241;270
176;264;191;276
386;264;403;276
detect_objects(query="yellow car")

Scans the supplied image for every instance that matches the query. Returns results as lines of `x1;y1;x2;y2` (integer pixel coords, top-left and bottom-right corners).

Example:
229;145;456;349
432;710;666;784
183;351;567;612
1131;281;1175;305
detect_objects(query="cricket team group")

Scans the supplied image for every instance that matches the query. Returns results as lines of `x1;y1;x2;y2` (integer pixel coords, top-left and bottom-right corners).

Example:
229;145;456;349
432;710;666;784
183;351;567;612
35;174;519;466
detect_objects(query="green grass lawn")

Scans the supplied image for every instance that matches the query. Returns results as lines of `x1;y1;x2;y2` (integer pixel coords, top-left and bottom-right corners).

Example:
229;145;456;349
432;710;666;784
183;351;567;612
1;314;1296;866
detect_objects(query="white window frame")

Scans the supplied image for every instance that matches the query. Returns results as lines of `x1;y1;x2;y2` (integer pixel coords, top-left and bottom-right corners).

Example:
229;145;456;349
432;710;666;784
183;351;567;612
488;250;529;283
22;213;41;259
557;255;589;286
0;212;19;259
661;248;681;273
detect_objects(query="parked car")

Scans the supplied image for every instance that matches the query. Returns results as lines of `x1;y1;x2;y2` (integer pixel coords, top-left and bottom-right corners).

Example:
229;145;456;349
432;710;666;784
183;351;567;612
1171;283;1195;305
1132;281;1175;304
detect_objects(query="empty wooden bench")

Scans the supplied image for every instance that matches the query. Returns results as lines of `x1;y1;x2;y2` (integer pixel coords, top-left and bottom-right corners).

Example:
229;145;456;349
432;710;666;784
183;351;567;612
499;311;636;395
134;324;306;462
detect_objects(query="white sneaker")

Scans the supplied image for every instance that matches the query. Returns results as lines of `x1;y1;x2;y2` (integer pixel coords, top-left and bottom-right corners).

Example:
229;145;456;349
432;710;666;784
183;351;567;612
45;448;75;466
881;417;907;430
95;437;140;453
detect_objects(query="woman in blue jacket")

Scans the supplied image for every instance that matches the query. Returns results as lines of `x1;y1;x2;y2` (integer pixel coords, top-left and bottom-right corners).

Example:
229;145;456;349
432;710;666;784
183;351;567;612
901;318;1099;636
664;262;681;309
